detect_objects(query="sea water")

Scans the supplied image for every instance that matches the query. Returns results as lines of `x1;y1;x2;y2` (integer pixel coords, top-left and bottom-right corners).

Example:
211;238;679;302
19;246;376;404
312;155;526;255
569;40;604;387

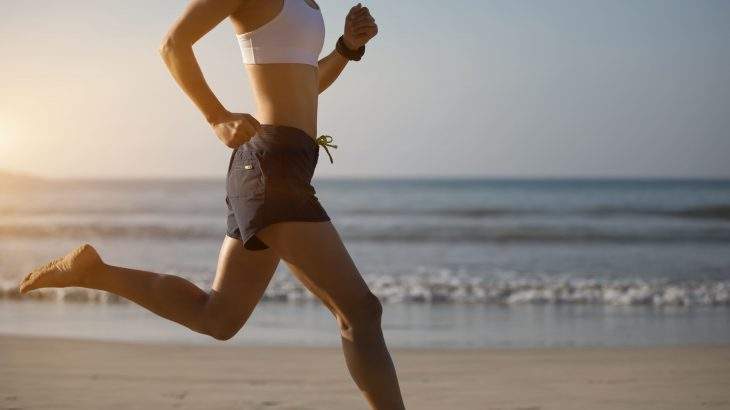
1;177;729;347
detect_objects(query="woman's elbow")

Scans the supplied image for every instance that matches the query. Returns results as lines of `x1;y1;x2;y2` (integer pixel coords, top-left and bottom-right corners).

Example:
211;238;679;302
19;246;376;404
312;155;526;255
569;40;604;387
158;33;189;58
158;35;177;57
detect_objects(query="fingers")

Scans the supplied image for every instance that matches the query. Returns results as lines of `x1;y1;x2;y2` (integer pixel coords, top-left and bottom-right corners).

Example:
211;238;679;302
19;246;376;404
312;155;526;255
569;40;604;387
346;3;376;37
225;113;258;145
349;24;377;40
243;113;261;131
348;2;363;17
347;3;372;21
211;112;261;148
239;115;260;139
351;14;374;27
352;23;375;36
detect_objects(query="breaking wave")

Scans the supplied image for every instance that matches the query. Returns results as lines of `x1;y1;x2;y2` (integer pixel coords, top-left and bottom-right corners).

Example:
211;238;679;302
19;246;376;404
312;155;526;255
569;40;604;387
3;272;729;307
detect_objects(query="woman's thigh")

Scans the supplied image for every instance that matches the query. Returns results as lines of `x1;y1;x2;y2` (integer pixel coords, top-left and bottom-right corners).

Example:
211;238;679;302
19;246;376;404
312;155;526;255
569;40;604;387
208;235;281;321
255;221;374;322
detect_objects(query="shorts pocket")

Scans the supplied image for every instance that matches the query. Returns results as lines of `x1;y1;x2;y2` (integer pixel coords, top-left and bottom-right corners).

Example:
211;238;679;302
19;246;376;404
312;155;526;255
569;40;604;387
227;150;265;199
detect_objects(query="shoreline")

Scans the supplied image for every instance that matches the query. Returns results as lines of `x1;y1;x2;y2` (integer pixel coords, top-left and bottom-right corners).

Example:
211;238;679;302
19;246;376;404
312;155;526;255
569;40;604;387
3;299;730;349
3;335;729;409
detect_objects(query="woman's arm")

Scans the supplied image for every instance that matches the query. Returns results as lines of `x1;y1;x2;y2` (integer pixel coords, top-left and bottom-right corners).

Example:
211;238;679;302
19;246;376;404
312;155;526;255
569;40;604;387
318;3;378;94
318;50;349;94
159;0;260;148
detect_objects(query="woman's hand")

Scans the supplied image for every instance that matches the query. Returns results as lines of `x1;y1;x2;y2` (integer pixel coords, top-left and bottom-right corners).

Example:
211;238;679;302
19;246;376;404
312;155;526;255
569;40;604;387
343;3;378;50
210;112;262;149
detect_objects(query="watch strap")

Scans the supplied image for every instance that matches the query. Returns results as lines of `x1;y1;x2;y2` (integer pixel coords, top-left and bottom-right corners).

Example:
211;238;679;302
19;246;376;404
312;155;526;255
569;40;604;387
336;35;365;61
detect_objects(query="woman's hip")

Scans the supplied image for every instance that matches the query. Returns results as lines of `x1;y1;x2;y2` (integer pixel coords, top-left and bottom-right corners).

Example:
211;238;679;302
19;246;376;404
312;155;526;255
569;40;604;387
227;124;321;199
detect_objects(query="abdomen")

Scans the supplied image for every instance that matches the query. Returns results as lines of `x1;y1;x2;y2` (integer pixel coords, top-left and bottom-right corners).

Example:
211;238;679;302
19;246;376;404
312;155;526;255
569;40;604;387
245;64;319;140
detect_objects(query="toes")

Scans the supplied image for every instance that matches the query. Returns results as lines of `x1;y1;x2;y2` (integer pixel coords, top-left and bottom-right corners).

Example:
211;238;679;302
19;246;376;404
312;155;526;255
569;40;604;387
18;280;32;294
18;265;51;295
18;270;39;293
18;273;34;294
16;245;97;296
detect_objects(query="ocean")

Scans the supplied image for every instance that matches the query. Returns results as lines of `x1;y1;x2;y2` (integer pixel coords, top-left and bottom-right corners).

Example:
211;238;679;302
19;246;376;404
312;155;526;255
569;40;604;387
1;177;729;348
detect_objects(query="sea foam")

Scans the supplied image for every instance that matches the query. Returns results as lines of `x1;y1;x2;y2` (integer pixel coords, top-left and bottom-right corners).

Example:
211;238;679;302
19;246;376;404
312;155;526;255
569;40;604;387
2;272;728;307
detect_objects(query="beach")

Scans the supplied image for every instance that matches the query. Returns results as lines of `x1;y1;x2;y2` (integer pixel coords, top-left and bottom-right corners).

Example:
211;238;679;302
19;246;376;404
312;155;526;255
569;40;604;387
3;0;730;406
2;177;730;408
2;335;729;409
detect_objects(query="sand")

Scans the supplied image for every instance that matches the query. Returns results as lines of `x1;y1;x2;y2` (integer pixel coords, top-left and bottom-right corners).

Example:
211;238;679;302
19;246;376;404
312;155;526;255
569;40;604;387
1;336;729;410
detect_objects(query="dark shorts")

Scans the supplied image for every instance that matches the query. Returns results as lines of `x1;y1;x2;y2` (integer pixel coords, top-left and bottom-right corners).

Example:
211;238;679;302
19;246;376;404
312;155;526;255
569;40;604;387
225;124;331;251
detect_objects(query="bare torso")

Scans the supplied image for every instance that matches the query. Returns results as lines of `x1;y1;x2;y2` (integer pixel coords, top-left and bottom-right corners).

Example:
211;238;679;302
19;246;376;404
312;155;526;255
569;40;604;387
230;0;321;141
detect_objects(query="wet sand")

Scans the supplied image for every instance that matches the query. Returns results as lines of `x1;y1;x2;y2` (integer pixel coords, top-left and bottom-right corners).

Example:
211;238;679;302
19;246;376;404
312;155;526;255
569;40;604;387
1;335;729;409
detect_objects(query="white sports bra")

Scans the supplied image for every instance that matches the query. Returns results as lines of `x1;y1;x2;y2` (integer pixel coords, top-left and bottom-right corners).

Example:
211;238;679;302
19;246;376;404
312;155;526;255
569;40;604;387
236;0;325;67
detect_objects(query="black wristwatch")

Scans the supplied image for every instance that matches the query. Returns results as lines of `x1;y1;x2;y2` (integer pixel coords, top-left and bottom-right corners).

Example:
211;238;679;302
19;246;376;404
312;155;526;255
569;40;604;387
336;35;365;61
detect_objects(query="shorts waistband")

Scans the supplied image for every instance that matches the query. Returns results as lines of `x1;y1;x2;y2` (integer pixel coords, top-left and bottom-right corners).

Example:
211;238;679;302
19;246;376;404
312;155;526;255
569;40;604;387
253;124;318;151
244;124;338;164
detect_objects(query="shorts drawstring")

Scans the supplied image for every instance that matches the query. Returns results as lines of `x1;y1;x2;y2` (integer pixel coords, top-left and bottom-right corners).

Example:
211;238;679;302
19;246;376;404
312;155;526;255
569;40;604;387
316;134;338;164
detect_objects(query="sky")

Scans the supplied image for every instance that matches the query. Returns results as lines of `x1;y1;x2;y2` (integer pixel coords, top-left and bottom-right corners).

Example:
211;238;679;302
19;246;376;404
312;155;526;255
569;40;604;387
1;0;729;179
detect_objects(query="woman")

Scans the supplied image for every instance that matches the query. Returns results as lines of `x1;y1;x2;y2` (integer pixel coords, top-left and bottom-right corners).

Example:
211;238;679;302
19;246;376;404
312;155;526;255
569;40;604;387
19;0;405;408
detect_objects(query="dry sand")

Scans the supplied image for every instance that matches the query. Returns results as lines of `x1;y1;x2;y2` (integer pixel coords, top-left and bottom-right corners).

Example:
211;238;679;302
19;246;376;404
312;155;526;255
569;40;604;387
1;335;729;409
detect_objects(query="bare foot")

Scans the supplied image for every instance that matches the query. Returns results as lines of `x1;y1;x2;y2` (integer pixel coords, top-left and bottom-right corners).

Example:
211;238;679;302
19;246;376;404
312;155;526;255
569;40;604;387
18;244;104;294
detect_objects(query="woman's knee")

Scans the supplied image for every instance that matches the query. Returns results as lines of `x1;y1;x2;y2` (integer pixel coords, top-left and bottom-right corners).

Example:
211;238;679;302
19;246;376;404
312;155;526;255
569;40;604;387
339;292;383;335
205;320;243;341
197;295;248;341
202;310;245;341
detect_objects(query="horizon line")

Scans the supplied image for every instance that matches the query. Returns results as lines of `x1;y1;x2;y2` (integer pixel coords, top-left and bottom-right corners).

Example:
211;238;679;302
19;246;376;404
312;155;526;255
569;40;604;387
3;169;730;183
